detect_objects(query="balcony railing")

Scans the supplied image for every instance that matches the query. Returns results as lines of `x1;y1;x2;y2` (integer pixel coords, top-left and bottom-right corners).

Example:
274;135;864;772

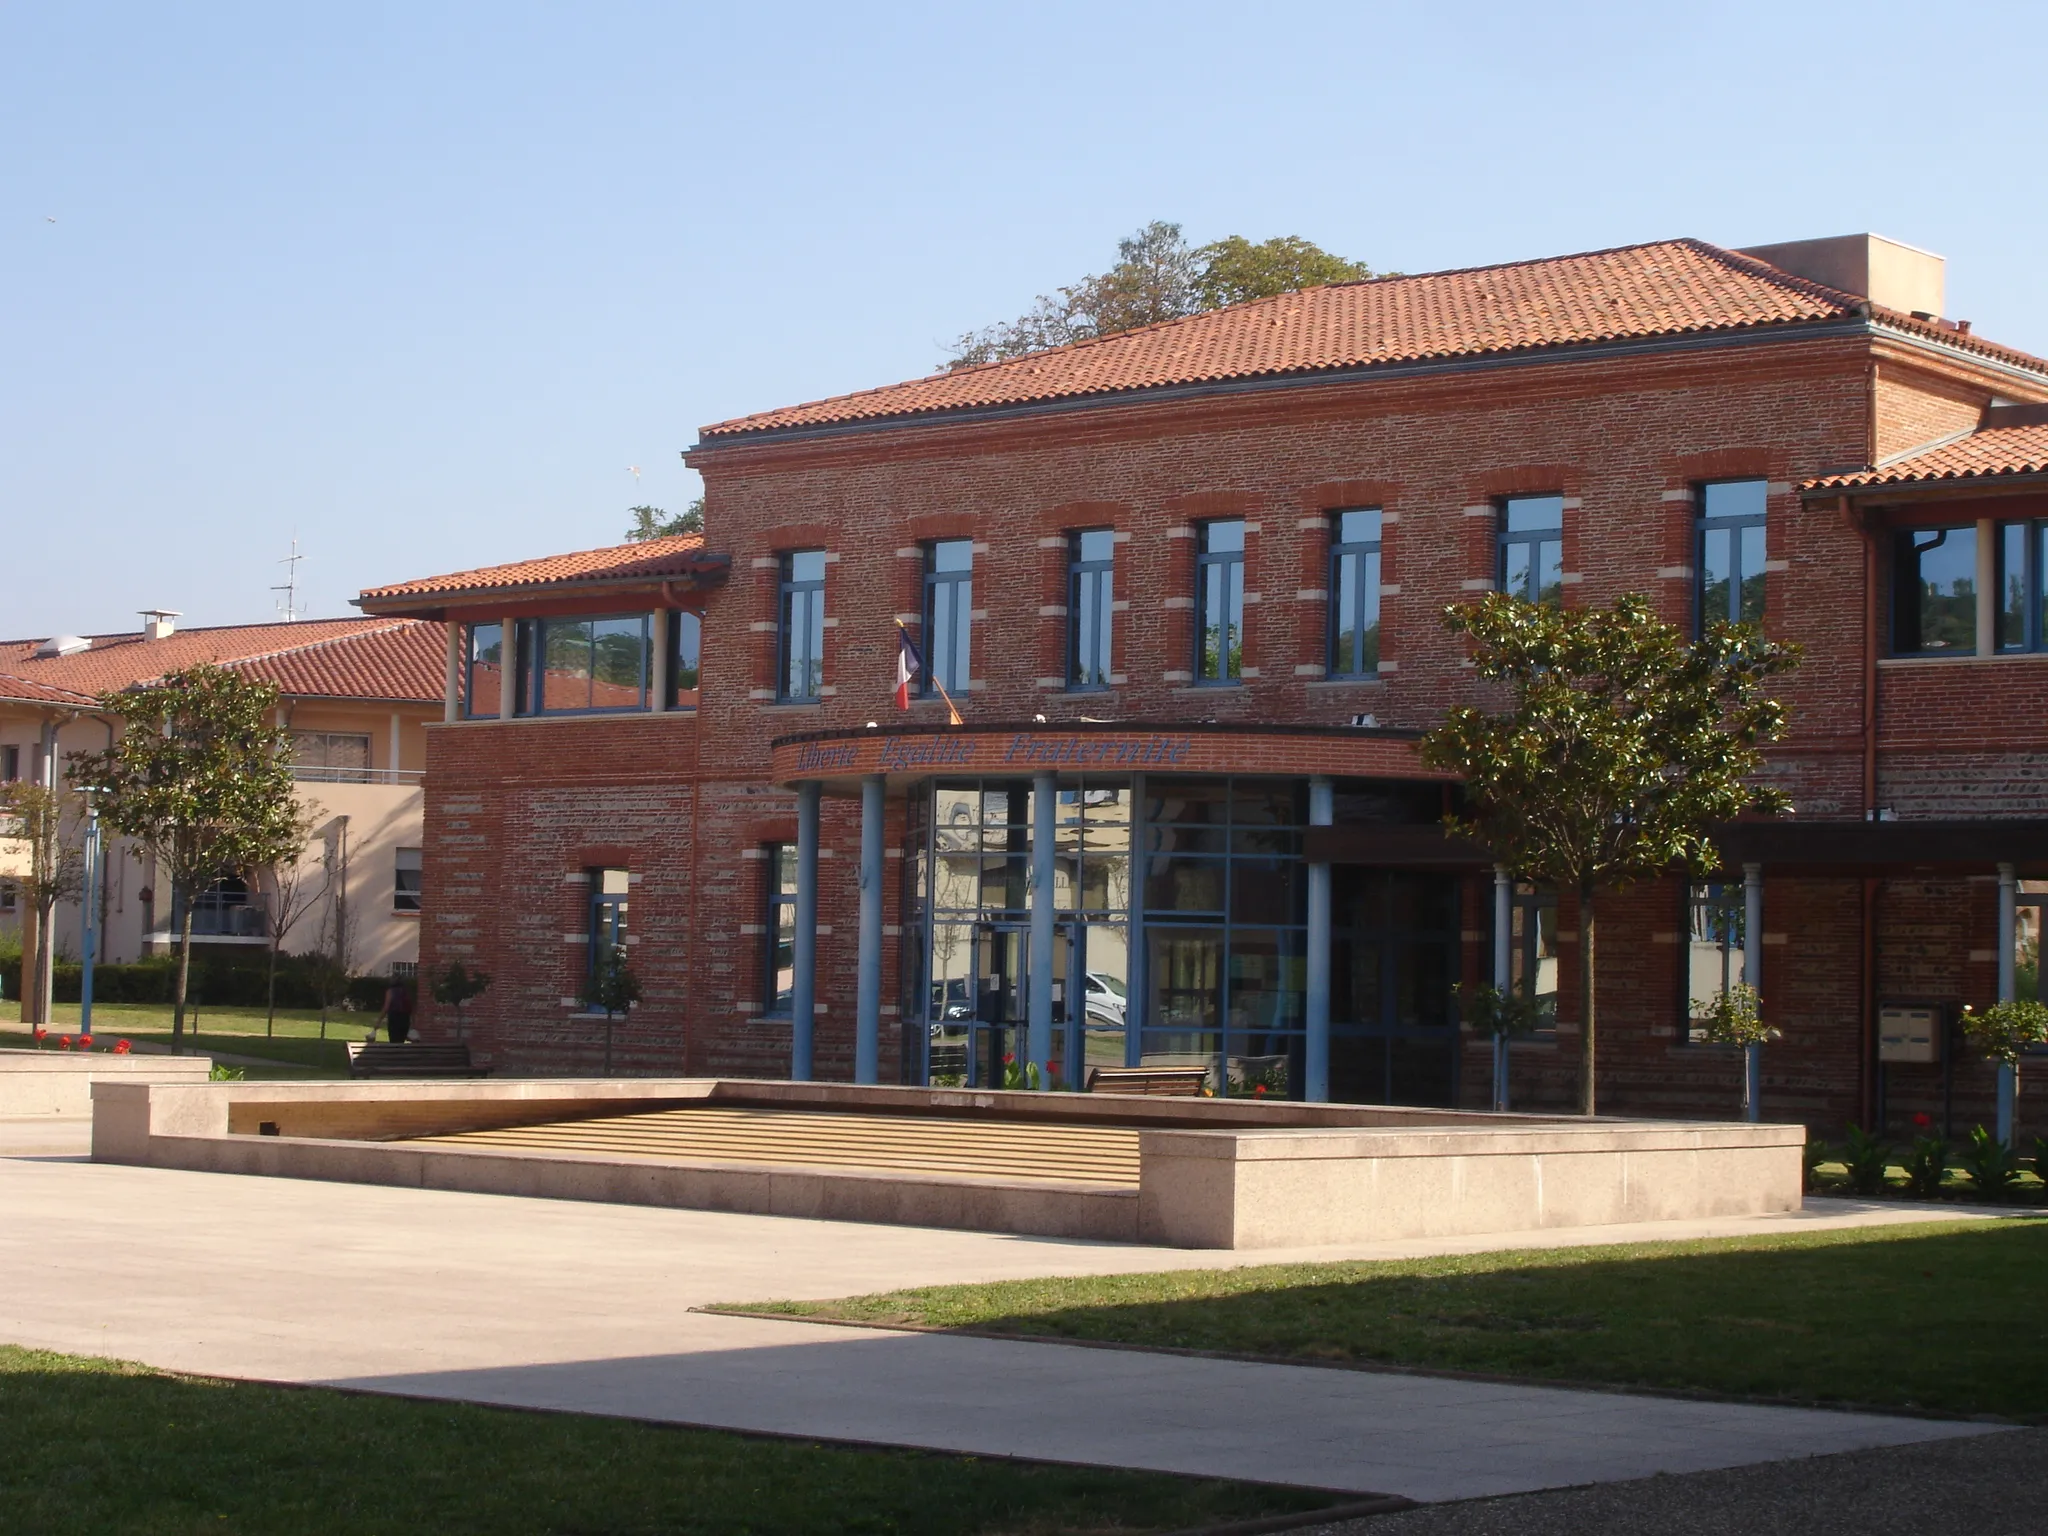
291;767;425;785
182;902;269;938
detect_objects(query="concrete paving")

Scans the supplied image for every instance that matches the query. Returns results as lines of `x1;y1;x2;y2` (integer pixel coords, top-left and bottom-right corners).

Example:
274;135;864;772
0;1123;2006;1503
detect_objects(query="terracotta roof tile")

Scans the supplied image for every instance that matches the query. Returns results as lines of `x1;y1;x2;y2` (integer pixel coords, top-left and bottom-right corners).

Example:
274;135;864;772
0;618;442;704
1810;423;2048;491
359;533;714;603
699;238;2048;441
0;674;101;709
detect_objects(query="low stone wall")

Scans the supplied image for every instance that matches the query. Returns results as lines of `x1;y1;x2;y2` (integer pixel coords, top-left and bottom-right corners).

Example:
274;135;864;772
90;1078;1804;1249
0;1049;213;1118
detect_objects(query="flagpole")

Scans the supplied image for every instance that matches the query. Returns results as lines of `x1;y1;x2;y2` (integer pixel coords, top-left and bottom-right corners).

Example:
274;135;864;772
896;620;964;726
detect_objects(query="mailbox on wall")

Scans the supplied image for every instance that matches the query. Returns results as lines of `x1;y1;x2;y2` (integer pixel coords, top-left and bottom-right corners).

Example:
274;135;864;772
1878;1004;1942;1064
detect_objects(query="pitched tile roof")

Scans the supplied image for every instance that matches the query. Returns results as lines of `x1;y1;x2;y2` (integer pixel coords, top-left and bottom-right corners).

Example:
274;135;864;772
0;674;101;709
358;533;717;605
0;618;444;705
698;238;2048;441
1811;422;2048;491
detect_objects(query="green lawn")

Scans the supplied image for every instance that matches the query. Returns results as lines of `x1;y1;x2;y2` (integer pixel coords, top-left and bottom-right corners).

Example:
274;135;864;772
2;1003;365;1073
722;1220;2048;1420
0;1346;1340;1535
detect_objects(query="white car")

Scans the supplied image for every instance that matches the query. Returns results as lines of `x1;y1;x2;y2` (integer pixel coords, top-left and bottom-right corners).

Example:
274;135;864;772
1084;971;1127;1029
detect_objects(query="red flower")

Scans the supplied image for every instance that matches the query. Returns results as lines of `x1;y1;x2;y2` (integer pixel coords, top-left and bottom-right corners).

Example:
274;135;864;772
1912;1112;1933;1130
77;1035;93;1050
57;1036;72;1050
1003;1053;1015;1064
32;1028;46;1043
113;1039;132;1055
1253;1084;1268;1096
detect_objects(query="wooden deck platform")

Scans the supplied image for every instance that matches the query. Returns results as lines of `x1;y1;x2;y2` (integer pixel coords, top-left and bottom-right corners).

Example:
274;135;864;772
414;1105;1142;1187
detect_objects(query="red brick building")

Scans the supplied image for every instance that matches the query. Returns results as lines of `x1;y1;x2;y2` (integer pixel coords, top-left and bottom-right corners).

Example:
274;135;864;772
359;233;2048;1135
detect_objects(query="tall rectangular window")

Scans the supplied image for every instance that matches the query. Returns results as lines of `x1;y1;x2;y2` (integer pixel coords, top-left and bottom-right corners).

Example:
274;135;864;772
1327;509;1382;678
1994;520;2048;654
1498;494;1564;606
667;610;702;708
1509;881;1559;1034
393;848;422;913
923;539;973;696
1067;529;1114;690
1685;882;1748;1044
1892;526;1977;655
0;745;17;780
588;867;629;981
464;622;503;717
1698;479;1768;629
291;732;371;783
778;552;826;701
1196;519;1245;683
520;616;650;713
764;845;798;1014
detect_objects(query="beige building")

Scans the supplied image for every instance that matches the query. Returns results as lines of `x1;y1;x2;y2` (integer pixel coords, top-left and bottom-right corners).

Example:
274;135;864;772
0;613;444;1005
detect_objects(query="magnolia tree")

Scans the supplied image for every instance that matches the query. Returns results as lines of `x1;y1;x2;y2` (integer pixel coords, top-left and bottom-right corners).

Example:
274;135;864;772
70;665;300;1053
1421;593;1800;1116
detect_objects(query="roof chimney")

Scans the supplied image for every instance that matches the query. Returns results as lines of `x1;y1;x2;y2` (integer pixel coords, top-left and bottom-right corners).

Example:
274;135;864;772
140;609;181;642
1738;234;1945;319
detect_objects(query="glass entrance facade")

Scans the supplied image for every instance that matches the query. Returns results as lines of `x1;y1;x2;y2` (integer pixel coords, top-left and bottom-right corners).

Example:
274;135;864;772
907;773;1463;1102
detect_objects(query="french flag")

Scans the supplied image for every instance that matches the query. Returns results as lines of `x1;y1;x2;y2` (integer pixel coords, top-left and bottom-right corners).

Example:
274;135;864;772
894;624;921;710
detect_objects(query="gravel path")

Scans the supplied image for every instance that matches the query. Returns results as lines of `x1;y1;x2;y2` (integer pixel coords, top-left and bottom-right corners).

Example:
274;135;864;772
1300;1425;2045;1536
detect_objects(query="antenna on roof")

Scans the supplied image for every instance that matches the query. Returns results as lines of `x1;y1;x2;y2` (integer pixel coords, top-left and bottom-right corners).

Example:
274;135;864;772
273;536;303;622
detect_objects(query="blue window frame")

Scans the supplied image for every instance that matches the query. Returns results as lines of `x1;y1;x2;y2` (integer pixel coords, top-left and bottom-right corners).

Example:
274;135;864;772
1067;529;1114;690
764;845;797;1014
1892;526;1978;655
1995;520;2048;653
1327;509;1382;678
463;622;503;718
514;616;650;715
1698;480;1768;630
588;867;629;982
1498;494;1564;605
1195;519;1245;683
923;539;973;696
778;551;826;701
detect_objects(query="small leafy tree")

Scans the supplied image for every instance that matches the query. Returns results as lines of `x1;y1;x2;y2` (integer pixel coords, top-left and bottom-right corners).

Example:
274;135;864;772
431;960;491;1041
581;944;641;1076
1421;594;1800;1115
69;665;299;1053
253;802;327;1036
1692;982;1776;1046
1;781;83;1027
624;501;703;541
1960;998;2048;1070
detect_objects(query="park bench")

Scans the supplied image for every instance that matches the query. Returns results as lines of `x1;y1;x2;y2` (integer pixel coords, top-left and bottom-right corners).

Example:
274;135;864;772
1084;1065;1209;1097
344;1042;487;1079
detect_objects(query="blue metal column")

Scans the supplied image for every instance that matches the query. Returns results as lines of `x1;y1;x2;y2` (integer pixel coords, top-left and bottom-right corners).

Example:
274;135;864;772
1124;773;1146;1068
1027;771;1057;1089
1998;861;2017;1146
1492;866;1512;1112
854;774;885;1084
1304;776;1333;1103
1743;862;1764;1123
790;781;821;1081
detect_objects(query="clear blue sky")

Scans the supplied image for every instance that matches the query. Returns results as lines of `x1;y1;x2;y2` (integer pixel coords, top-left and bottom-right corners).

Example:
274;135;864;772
6;1;2045;639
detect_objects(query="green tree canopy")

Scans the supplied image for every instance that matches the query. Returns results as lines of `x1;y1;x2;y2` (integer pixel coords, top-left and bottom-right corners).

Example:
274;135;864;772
948;222;1376;367
625;500;704;542
69;664;301;1051
1420;593;1800;1114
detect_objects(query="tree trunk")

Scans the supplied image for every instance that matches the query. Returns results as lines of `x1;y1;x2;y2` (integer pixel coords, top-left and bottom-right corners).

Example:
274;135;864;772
17;902;38;1025
266;936;279;1037
172;893;195;1055
1577;881;1597;1117
34;897;57;1029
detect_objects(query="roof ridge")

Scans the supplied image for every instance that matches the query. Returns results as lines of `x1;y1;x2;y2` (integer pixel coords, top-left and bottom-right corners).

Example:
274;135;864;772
214;620;417;676
0;615;384;650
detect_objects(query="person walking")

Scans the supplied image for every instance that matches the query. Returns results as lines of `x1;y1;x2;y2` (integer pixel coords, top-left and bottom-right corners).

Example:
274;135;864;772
381;977;415;1044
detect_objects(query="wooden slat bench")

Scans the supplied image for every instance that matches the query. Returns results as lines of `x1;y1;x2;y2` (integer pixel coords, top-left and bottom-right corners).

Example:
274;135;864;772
1084;1065;1209;1097
345;1043;487;1079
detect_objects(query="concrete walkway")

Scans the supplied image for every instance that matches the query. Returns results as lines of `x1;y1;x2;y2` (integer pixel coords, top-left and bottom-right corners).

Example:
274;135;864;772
0;1123;2003;1503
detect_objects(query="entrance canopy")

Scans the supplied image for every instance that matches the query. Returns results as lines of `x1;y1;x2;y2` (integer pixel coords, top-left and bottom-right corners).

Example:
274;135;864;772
771;720;1448;794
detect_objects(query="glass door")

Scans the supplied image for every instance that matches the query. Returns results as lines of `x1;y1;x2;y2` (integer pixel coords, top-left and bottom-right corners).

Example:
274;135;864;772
1330;870;1461;1106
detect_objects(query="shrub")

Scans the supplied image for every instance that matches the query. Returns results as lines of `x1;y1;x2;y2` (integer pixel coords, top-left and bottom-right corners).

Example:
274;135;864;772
1959;1125;2025;1202
1902;1134;1950;1199
1841;1125;1893;1195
